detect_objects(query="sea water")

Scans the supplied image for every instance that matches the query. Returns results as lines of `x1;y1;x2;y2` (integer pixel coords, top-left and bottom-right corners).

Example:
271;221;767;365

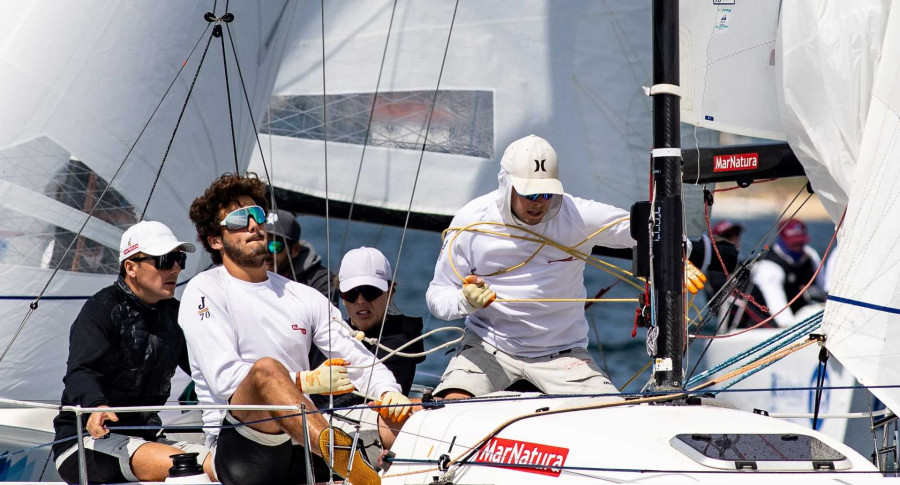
299;214;838;393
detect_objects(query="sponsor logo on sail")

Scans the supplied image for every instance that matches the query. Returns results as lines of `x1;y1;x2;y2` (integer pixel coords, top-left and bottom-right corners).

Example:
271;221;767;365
713;153;758;172
474;437;569;476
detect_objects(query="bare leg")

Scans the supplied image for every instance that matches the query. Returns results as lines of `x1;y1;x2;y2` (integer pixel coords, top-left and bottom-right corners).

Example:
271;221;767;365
130;442;215;482
229;357;329;456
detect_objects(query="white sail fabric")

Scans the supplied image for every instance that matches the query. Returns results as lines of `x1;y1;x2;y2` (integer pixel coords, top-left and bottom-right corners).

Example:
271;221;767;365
817;1;900;414
778;0;892;223
250;1;654;219
680;0;785;140
0;1;294;401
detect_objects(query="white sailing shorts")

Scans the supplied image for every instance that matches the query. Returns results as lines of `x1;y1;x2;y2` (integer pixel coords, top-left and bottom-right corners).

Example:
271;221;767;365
434;332;619;397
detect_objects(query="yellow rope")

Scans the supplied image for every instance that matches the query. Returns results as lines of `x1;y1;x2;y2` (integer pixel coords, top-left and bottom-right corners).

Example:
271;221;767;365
442;218;644;301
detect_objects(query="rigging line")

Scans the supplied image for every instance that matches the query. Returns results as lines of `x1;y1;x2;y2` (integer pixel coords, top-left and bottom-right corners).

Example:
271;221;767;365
0;23;212;366
140;29;218;219
316;4;339;475
358;0;460;414
684;187;813;336
219;12;239;173
337;0;399;258
222;0;299;188
694;208;843;340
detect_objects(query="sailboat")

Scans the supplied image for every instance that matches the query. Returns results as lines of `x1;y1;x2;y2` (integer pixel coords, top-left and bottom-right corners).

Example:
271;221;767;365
0;0;898;483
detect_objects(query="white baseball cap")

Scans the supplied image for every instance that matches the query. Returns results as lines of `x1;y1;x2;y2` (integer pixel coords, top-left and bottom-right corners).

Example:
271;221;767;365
500;134;564;196
119;221;196;263
338;247;392;292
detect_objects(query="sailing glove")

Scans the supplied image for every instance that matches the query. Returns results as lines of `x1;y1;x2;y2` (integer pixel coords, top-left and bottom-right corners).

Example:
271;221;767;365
296;358;354;395
684;260;707;294
462;275;496;310
376;391;413;422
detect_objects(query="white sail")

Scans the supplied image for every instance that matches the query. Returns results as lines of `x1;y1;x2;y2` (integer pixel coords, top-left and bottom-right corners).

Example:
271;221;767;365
680;0;785;140
250;0;654;220
778;0;891;223
813;1;900;414
0;1;294;401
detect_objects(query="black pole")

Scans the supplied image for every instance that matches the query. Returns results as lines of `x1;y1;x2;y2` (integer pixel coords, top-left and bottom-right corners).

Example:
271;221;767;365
651;0;684;390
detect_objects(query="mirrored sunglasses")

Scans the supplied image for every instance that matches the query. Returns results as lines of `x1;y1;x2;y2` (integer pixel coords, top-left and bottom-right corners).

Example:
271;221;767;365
267;240;286;254
520;193;554;202
131;251;187;271
219;205;266;230
340;285;384;302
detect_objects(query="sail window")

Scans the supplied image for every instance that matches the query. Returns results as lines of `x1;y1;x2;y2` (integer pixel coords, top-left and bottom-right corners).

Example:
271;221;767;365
671;433;850;471
0;146;136;275
263;90;494;158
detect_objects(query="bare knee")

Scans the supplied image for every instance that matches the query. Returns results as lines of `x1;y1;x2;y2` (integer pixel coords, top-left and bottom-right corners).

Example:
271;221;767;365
248;357;290;383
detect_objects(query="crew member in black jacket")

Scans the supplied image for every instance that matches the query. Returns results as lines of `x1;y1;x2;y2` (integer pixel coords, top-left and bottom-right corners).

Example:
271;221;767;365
51;221;213;483
310;247;424;431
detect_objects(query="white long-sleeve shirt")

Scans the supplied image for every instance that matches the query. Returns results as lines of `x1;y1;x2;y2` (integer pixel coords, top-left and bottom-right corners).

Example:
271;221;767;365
178;266;400;438
427;190;634;358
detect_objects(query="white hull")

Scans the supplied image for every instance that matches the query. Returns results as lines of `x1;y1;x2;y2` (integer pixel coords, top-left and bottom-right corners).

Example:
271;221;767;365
384;393;882;484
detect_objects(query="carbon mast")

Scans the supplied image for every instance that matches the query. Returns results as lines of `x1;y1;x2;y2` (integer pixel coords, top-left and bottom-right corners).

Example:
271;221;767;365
650;0;684;390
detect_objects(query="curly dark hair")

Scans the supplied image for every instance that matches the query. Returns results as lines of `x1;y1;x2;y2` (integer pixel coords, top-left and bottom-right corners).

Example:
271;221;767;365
189;173;269;264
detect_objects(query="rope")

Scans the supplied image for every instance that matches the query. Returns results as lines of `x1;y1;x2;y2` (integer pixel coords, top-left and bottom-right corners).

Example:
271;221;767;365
442;218;645;301
694;210;842;340
337;0;399;258
356;0;461;414
140;29;218;219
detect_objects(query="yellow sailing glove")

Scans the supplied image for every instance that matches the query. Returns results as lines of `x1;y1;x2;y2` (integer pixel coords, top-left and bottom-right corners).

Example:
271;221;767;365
376;391;413;423
684;260;707;294
296;358;354;395
462;275;496;309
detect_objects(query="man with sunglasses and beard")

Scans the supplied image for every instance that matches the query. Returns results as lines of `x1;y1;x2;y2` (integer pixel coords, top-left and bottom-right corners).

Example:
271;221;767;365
427;135;705;400
265;208;339;305
180;173;410;485
52;221;214;483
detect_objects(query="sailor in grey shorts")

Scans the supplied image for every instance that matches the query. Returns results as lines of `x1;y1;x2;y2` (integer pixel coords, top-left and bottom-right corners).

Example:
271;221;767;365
434;332;619;397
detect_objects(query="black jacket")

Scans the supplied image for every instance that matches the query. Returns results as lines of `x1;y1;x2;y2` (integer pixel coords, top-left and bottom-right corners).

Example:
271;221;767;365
280;240;339;305
309;313;424;410
52;278;190;458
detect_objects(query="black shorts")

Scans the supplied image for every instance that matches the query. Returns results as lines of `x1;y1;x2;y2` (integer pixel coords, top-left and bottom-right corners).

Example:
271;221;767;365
214;413;336;485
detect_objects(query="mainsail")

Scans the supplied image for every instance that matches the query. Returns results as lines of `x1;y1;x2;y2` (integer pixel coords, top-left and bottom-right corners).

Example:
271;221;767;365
250;1;655;227
0;1;294;401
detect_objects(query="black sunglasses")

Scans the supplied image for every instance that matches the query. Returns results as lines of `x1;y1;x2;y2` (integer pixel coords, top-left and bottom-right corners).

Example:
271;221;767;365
130;252;187;271
340;285;384;302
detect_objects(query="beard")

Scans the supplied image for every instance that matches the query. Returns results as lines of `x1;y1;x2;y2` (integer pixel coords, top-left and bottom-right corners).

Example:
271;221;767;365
223;235;267;268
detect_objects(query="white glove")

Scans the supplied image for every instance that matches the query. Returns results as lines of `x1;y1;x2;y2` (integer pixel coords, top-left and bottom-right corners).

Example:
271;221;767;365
296;358;354;395
684;260;707;294
462;275;496;310
377;391;413;422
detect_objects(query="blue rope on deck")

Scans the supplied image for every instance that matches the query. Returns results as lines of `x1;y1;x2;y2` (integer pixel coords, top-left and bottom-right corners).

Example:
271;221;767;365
685;310;823;388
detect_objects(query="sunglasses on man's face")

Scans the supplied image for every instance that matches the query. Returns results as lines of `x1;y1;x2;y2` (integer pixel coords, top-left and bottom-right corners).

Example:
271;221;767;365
220;205;267;231
131;251;187;271
267;240;286;254
340;285;384;302
520;193;554;202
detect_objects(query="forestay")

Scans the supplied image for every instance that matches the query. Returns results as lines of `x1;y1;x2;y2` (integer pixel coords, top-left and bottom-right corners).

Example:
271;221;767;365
0;1;294;401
